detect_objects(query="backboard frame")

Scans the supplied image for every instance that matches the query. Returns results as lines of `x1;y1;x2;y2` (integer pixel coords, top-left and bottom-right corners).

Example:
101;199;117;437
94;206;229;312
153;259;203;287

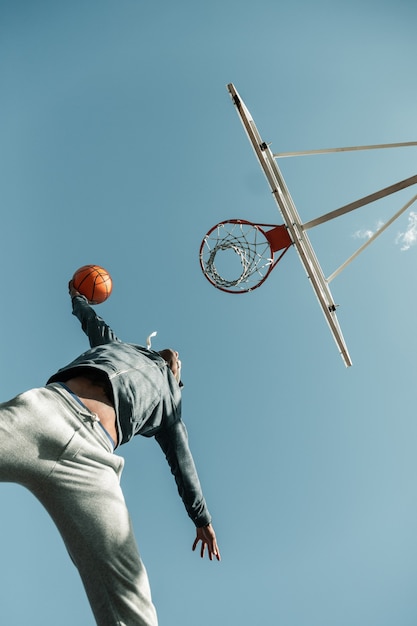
227;83;354;366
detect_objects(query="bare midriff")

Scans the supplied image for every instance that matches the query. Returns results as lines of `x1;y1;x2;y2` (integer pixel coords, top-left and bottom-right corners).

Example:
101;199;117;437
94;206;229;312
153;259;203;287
64;376;118;447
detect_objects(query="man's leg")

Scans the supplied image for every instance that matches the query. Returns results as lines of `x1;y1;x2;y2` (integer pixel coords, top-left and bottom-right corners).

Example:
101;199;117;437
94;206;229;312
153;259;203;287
0;385;158;626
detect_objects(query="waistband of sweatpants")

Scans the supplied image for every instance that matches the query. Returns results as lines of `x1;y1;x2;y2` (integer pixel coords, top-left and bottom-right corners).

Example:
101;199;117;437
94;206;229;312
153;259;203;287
45;382;115;453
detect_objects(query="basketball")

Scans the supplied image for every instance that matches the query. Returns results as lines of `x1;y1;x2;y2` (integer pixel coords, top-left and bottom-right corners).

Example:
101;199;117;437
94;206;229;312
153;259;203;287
72;265;113;304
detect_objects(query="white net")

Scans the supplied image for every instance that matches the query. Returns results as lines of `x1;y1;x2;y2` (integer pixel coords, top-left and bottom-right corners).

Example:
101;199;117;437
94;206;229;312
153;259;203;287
199;220;274;292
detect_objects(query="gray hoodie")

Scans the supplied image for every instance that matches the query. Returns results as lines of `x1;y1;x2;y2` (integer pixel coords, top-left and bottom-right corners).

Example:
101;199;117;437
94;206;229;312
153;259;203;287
48;295;211;528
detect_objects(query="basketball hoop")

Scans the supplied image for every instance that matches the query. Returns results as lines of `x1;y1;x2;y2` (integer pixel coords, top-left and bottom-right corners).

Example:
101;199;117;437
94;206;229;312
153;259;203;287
199;219;292;293
208;84;417;365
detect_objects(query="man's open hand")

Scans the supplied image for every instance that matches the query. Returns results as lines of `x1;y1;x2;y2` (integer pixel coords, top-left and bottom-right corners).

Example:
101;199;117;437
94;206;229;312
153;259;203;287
192;523;221;561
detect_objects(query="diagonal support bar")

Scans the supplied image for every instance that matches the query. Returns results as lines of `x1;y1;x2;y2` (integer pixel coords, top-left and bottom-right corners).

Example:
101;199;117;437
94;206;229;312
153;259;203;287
273;141;417;158
302;174;417;230
327;193;417;283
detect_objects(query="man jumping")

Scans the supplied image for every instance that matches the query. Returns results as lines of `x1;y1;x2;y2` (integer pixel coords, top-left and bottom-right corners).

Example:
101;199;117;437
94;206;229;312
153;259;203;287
0;281;220;625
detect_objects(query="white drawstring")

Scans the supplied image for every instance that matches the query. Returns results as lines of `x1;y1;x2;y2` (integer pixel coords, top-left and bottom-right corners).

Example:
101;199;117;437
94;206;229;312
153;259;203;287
146;331;157;350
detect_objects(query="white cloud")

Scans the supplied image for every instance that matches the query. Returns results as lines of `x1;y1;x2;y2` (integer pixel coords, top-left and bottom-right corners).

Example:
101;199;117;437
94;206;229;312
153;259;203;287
395;211;417;251
353;220;385;241
353;228;374;240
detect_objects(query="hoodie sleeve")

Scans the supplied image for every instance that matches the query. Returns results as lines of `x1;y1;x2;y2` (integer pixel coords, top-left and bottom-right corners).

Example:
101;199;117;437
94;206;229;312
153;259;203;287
72;295;121;347
155;419;212;528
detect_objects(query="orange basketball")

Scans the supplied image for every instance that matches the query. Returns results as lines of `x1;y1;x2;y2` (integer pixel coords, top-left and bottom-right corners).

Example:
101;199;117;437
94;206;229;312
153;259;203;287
72;265;113;304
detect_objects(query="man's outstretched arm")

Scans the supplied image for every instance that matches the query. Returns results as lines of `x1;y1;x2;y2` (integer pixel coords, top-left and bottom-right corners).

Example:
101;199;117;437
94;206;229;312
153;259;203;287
69;280;121;347
155;419;221;562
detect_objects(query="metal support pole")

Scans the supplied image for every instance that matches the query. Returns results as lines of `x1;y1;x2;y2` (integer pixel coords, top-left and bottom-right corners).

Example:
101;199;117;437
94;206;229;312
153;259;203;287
302;174;417;231
327;193;417;283
273;141;417;158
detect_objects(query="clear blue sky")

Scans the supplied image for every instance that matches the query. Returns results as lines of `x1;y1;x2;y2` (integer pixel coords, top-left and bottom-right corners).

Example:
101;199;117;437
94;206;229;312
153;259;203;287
1;1;417;624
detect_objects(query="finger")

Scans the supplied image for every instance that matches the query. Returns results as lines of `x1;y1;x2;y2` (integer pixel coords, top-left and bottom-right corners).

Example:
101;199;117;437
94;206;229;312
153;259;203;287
211;542;218;561
214;544;221;561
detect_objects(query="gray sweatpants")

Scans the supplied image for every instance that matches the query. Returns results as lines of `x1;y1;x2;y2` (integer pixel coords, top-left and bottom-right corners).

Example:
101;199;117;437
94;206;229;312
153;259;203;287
0;383;158;626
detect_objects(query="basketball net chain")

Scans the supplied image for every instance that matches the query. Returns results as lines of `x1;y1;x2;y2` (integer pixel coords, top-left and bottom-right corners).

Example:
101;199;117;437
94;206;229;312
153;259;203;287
203;222;273;289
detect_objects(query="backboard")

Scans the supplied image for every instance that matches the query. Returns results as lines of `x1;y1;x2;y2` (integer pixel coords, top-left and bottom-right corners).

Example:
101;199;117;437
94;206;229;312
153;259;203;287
227;83;353;366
